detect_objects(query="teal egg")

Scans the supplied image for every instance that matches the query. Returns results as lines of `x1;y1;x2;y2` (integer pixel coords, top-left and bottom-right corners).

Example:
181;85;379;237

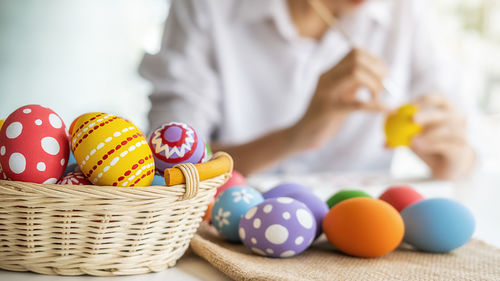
151;175;165;186
401;198;475;253
212;186;264;242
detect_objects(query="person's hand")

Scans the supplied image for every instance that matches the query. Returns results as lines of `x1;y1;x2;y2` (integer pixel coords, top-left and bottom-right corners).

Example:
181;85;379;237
289;48;389;151
410;95;476;180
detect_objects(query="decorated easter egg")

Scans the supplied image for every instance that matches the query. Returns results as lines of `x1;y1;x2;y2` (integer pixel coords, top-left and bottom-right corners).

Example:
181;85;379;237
215;170;246;198
205;143;212;160
212;186;264;242
286;192;328;238
326;190;372;209
151;175;165;186
379;185;424;212
263;182;311;199
71;112;155;187
239;197;316;258
0;119;4;130
149;122;207;175
323;197;404;258
63;162;81;176
401;198;475;253
0;105;69;183
57;172;91;185
203;199;214;222
385;104;422;148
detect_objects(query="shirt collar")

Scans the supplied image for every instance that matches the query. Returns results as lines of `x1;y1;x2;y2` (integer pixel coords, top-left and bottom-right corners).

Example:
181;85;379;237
236;0;392;26
359;0;392;28
235;0;393;42
235;0;276;24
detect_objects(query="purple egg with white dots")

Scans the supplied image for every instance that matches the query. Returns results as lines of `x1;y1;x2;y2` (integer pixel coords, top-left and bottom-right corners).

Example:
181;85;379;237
239;197;317;258
286;192;328;238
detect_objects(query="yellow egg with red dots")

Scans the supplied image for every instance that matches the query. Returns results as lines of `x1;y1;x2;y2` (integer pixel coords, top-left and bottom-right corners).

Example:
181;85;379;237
384;104;422;148
70;112;155;187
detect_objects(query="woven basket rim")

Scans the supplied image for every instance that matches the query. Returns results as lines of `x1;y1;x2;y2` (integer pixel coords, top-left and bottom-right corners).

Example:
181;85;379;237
0;176;226;200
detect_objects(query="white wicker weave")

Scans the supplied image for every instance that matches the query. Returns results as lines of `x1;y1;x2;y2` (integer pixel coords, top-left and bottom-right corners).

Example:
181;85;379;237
0;156;230;276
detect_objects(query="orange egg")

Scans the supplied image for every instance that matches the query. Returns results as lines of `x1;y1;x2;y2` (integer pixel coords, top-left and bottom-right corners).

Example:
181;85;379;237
203;199;214;222
322;197;404;258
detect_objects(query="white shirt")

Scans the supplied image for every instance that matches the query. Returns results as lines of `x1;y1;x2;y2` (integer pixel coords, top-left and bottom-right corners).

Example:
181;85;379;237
139;0;463;174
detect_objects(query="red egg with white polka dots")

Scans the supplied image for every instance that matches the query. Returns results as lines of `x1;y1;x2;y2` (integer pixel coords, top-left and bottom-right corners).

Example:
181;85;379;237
0;105;69;184
57;172;91;185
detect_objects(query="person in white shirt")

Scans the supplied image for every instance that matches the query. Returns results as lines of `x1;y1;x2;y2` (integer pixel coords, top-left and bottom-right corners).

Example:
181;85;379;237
139;0;476;179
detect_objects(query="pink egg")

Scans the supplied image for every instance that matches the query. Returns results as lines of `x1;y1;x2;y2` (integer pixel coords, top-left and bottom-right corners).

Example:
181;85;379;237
57;172;91;185
215;170;246;198
0;105;69;183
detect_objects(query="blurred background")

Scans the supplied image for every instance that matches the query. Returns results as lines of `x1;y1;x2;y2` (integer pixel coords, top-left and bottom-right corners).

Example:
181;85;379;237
0;0;499;176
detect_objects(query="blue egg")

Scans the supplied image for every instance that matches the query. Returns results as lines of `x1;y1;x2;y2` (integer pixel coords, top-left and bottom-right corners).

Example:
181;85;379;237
401;198;475;253
212;186;264;242
68;150;77;165
263;182;311;199
151;175;165;186
63;163;80;175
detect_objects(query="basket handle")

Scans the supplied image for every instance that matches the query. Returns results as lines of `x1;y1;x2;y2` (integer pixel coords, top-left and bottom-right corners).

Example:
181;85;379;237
164;152;233;187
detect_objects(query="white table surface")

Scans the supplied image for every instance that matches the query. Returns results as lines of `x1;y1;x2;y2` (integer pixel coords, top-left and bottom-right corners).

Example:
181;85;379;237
2;172;499;281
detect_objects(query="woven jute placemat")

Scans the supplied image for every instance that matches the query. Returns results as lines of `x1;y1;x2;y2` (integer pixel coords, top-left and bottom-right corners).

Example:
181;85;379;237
191;223;500;281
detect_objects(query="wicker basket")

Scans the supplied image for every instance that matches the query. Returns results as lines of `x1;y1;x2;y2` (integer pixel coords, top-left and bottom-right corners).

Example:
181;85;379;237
0;152;232;276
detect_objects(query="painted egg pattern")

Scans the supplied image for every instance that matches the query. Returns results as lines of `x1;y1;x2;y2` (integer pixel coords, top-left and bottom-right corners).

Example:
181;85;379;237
239;197;316;258
215;170;246;198
57;172;91;185
286;192;328;238
0;105;69;183
212;186;264;242
71;112;155;187
149;122;206;174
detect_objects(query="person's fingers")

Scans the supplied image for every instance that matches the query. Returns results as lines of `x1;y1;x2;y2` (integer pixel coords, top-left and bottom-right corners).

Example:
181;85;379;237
417;126;467;146
357;50;388;82
414;94;455;111
411;135;465;157
351;100;391;112
349;49;387;101
413;110;465;130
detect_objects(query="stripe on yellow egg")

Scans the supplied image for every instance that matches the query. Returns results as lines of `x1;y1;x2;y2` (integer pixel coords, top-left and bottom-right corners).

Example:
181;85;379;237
72;113;104;137
86;130;141;183
79;126;136;169
84;133;141;179
112;154;154;186
73;116;118;152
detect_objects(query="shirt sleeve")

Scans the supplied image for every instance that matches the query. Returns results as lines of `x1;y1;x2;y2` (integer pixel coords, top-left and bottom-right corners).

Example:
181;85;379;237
138;0;221;142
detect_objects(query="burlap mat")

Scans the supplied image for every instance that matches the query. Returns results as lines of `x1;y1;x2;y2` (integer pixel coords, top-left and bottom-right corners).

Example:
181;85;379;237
190;223;500;281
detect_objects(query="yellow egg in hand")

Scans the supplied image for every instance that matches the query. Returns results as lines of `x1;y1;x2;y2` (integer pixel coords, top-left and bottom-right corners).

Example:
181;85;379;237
384;104;422;148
